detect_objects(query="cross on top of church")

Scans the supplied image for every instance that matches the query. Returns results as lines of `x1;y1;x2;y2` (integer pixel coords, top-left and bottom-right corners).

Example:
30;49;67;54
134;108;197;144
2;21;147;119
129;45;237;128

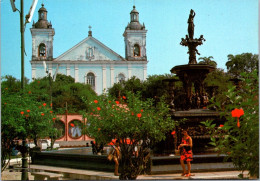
88;25;92;37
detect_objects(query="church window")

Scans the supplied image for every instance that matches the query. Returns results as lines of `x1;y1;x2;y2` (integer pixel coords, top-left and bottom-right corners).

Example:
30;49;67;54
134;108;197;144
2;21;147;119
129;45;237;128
134;44;140;57
118;74;125;83
86;73;95;89
39;43;46;57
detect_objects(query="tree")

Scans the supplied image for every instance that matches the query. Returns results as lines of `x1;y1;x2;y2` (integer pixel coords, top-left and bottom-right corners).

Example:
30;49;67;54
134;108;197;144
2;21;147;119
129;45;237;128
202;70;259;178
198;56;217;68
29;74;97;113
143;74;179;100
83;91;175;179
108;76;145;99
1;76;58;172
108;74;180;101
225;53;258;77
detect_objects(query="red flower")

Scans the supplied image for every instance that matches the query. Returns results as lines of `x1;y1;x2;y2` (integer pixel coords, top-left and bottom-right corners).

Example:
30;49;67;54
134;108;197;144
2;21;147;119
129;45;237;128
28;91;31;94
122;96;126;100
137;113;142;120
90;112;93;115
25;115;29;118
98;128;101;131
115;101;120;104
109;101;111;103
70;123;75;127
141;109;144;112
27;110;30;113
231;108;244;128
21;111;24;115
41;113;44;116
131;112;134;116
219;124;224;127
94;100;98;104
50;103;53;107
231;108;244;118
50;111;53;114
37;81;40;84
4;103;7;105
97;107;101;111
171;131;176;135
52;118;56;120
43;103;47;107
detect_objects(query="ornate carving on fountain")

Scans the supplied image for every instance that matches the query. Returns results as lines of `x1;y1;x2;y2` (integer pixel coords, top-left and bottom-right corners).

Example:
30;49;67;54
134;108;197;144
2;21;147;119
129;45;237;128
180;9;206;64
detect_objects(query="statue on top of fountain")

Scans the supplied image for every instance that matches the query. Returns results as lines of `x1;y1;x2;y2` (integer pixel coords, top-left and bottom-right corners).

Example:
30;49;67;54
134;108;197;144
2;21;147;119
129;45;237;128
180;9;206;64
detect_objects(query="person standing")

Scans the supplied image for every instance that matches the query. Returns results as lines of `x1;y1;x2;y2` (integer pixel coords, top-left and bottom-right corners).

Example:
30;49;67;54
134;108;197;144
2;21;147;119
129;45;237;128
111;140;121;176
178;129;193;177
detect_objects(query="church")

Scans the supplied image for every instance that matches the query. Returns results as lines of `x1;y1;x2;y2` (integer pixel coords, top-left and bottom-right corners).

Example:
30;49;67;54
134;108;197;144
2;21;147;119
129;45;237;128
30;4;148;95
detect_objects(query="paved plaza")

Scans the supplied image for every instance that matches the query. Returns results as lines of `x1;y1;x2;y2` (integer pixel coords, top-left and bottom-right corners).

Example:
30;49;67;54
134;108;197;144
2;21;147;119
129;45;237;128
1;158;250;180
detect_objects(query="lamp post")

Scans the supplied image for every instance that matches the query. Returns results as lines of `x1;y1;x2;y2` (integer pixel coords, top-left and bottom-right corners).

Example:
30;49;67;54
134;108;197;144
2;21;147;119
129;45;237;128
10;0;38;179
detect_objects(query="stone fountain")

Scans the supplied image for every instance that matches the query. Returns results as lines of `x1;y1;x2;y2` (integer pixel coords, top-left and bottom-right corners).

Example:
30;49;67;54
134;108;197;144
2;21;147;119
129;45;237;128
159;9;227;155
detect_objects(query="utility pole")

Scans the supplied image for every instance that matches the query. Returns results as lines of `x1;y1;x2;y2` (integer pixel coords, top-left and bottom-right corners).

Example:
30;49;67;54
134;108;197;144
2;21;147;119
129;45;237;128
20;1;28;179
20;0;25;90
10;0;38;179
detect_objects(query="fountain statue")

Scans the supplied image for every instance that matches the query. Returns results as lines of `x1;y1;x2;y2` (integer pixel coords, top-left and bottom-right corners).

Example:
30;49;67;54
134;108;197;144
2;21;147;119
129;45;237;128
171;9;215;110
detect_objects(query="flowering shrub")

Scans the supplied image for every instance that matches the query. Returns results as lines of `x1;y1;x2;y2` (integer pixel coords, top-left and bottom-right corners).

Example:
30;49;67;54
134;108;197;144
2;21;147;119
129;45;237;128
1;87;59;171
202;70;259;178
83;91;175;179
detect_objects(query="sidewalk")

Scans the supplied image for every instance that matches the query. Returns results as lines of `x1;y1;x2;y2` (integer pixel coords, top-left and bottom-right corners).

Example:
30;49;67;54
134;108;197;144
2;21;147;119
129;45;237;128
2;164;249;180
1;158;250;180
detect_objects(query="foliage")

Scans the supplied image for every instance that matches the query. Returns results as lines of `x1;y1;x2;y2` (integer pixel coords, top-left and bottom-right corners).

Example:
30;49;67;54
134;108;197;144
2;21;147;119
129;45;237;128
83;91;175;179
29;74;97;113
108;74;179;101
198;56;217;68
108;76;145;99
1;76;59;171
204;68;233;109
225;53;258;77
143;74;179;100
202;70;259;178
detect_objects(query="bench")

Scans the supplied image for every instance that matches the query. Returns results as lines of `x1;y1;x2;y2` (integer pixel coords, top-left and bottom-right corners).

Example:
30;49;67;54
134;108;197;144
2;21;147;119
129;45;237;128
31;171;63;180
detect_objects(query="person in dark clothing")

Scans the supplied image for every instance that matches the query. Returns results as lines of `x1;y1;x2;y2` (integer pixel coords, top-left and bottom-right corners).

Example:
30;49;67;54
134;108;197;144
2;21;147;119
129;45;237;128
90;141;97;154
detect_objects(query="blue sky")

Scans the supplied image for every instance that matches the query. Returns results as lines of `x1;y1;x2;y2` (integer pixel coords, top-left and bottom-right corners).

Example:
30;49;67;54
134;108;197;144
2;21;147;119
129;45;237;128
1;0;258;81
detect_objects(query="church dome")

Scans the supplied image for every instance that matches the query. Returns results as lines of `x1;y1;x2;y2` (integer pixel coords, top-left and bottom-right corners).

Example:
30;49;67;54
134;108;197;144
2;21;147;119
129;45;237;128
33;4;52;29
130;6;139;14
34;20;51;29
126;6;145;30
39;4;47;12
128;21;143;30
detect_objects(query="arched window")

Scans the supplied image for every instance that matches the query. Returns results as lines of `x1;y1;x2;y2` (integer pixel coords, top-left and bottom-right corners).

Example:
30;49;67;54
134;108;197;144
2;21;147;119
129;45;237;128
68;120;83;139
118;73;125;83
133;44;140;57
39;43;46;57
86;73;95;89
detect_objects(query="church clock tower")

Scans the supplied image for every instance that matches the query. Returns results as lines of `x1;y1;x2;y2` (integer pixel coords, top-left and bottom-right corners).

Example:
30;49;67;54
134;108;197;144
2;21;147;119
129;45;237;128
123;6;147;61
31;4;55;61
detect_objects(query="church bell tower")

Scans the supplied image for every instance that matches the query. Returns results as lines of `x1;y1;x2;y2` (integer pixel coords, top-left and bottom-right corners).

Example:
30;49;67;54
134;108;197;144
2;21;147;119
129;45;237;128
123;6;147;61
30;4;55;61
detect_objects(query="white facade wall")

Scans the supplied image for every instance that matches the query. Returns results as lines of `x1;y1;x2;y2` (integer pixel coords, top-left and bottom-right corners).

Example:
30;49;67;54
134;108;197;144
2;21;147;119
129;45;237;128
31;61;147;95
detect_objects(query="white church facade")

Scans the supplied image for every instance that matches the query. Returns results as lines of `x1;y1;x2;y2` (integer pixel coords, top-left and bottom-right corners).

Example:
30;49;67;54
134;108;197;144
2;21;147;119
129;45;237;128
30;4;148;95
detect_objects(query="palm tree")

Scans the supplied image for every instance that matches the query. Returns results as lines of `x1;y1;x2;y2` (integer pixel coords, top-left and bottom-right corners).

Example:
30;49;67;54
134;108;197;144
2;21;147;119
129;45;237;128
198;56;217;68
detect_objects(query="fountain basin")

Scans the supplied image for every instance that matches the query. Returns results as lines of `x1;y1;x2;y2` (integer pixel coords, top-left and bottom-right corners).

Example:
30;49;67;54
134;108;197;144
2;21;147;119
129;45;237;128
31;148;235;174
